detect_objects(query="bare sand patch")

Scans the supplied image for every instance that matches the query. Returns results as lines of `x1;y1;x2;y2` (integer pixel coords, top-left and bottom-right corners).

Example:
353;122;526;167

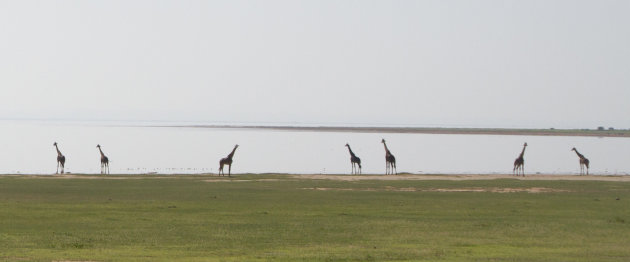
9;174;181;180
4;173;629;182
304;186;570;193
291;174;630;182
203;179;250;183
203;178;286;183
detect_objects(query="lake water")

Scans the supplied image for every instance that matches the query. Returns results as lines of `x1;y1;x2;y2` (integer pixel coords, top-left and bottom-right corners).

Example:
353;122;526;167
1;120;629;175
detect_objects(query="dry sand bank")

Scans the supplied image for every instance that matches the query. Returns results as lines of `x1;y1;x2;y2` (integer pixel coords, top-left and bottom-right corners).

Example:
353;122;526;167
291;174;630;182
3;173;629;182
303;186;571;193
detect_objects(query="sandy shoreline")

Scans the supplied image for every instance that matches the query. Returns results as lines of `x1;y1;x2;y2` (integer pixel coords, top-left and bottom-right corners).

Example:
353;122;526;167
289;174;630;182
177;125;630;138
3;173;630;182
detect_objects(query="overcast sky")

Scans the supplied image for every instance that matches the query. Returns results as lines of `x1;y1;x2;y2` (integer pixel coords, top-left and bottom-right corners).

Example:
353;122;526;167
1;0;628;128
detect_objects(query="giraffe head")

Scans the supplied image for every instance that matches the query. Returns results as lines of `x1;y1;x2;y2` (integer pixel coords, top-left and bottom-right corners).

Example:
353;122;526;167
523;142;528;147
571;147;576;152
345;143;350;147
97;144;101;148
235;144;239;149
381;139;386;144
53;142;58;147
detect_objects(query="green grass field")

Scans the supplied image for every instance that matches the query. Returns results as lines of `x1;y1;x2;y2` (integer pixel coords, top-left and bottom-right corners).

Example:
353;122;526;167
1;174;629;261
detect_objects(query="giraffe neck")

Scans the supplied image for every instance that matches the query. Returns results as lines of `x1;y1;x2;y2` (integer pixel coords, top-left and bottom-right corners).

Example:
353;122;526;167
383;143;391;155
347;146;356;157
519;146;526;158
227;146;238;159
98;147;106;158
55;145;63;157
574;150;584;159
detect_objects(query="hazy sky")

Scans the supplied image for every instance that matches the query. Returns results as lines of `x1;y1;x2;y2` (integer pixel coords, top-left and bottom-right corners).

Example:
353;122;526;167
1;0;628;128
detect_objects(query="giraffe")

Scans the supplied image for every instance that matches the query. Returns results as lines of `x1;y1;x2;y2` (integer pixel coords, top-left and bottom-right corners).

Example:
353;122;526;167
53;142;65;174
219;144;239;176
345;143;362;175
513;142;527;176
571;147;590;175
97;144;110;174
381;139;397;175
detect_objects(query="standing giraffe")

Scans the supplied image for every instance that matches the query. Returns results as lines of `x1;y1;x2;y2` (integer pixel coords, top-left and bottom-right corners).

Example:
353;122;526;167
381;139;397;175
53;142;65;174
219;144;239;176
97;144;110;174
571;147;590;175
513;142;527;176
345;143;362;175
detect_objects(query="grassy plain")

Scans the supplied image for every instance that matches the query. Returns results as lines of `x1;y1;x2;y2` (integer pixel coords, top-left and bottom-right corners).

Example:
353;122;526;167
1;174;629;261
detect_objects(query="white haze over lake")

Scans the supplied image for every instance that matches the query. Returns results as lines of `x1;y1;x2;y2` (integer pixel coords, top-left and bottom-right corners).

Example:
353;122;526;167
1;1;629;129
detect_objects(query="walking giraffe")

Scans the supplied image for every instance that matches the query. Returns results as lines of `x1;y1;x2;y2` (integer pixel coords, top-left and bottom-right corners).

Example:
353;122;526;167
345;143;362;174
219;144;239;176
97;144;110;174
381;139;397;175
571;147;590;175
513;142;527;176
53;142;65;174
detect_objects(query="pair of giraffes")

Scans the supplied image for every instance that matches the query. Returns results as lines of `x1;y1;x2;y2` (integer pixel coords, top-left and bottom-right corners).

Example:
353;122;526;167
345;139;397;175
53;142;109;174
512;143;590;176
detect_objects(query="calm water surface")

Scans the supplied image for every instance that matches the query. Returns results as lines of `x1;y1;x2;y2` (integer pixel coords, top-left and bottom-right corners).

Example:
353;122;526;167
1;120;629;175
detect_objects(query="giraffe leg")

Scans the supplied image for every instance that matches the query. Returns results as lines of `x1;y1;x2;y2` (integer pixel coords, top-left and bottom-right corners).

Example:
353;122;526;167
393;162;397;175
56;162;59;174
228;164;231;177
